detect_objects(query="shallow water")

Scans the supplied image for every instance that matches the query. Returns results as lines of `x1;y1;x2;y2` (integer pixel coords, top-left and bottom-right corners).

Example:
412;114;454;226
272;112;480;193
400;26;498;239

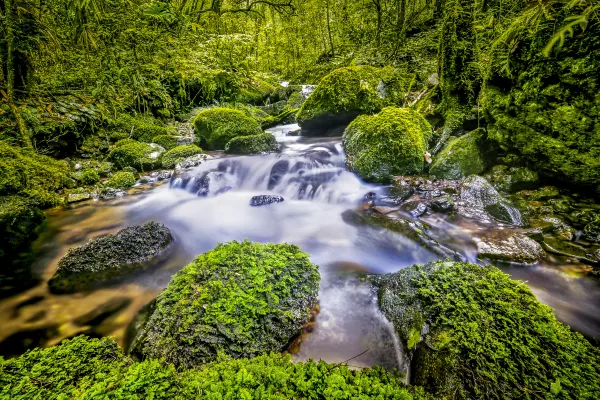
1;126;599;367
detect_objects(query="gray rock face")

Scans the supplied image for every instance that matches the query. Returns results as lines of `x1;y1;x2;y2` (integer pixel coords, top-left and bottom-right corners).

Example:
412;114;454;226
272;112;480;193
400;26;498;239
48;222;173;293
250;195;285;207
457;175;524;226
476;234;545;264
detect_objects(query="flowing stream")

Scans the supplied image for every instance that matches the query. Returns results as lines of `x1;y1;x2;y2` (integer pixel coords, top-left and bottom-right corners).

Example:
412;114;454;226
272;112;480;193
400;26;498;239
1;124;599;368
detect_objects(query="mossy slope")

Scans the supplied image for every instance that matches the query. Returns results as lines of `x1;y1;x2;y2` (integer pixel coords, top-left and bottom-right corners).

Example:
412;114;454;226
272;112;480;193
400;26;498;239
0;335;428;400
133;240;320;368
371;261;600;399
193;108;263;150
343;107;431;183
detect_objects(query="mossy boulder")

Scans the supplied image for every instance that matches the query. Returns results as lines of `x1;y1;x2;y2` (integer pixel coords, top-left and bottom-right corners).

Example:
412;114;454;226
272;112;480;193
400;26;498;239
583;216;600;243
296;66;410;135
132;240;320;368
429;129;492;180
151;135;178;150
224;133;279;155
0;196;45;265
371;260;600;399
106;141;164;171
0;141;71;207
161;144;203;169
483;164;540;193
78;168;100;186
342;107;431;183
48;222;173;293
193;108;262;150
0;335;426;400
105;171;136;189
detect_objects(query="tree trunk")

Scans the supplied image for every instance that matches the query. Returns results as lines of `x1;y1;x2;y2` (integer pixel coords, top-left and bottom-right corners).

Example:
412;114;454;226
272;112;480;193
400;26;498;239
4;0;32;148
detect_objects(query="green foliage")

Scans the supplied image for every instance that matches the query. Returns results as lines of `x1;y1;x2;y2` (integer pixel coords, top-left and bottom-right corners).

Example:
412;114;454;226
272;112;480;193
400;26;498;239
111;115;171;143
0;335;428;400
48;222;173;294
133;240;320;368
429;129;489;180
296;66;413;132
79;168;100;186
0;141;71;207
105;171;136;189
373;261;600;399
106;141;163;171
343;107;431;183
161;145;203;168
224;133;279;155
0;196;45;264
193;108;262;150
152;135;179;150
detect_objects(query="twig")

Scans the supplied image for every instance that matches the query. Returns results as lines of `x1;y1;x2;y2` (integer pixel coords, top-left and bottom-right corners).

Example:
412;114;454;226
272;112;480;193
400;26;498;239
333;348;370;367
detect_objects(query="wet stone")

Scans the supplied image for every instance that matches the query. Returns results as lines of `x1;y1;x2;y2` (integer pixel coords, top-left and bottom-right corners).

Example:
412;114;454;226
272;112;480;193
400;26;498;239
67;192;93;203
477;233;545;264
430;195;454;213
250;195;285;207
99;188;127;200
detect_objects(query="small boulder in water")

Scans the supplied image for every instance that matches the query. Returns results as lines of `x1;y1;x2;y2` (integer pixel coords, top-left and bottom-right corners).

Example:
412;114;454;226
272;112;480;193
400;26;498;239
175;153;213;170
250;195;285;207
48;222;173;293
476;233;545;264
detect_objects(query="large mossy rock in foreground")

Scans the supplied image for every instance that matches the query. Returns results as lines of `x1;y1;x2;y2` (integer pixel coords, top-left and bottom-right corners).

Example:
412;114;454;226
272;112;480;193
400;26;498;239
371;261;600;399
297;66;409;135
343;107;431;183
133;241;320;368
224;132;279;154
106;140;164;171
194;108;263;150
0;336;426;399
48;222;173;293
429;129;492;180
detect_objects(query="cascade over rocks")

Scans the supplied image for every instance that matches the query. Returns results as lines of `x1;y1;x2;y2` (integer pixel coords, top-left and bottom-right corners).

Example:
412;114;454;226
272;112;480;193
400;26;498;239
343;107;432;183
371;260;600;399
131;241;320;367
48;222;174;293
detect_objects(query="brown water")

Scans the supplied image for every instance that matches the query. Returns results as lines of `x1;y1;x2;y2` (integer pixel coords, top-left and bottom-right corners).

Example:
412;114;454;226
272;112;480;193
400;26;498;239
0;135;598;366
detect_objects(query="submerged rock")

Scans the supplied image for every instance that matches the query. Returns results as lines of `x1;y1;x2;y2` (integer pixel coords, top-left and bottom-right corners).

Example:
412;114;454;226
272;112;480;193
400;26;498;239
370;260;600;399
132;241;320;367
457;175;523;226
249;195;285;207
476;233;545;263
48;222;173;293
343;107;432;183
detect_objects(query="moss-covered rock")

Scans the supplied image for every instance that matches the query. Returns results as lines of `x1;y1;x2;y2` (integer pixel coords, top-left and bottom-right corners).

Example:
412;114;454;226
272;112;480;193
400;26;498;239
0;196;45;265
297;66;410;135
583;216;600;243
193;108;262;149
0;142;71;207
105;171;136;189
111;115;171;143
78;168;100;186
48;222;173;293
132;240;320;368
224;133;279;155
161;144;203;169
429;129;491;180
483;164;540;193
151;135;178;150
342;107;431;183
0;335;427;400
106;141;164;171
371;260;600;399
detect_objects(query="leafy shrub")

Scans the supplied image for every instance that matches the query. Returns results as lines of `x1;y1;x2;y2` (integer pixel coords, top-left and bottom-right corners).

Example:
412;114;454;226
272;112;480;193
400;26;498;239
161;144;203;168
132;240;320;368
193;108;262;149
342;107;431;183
224;133;279;154
105;171;136;189
372;260;600;399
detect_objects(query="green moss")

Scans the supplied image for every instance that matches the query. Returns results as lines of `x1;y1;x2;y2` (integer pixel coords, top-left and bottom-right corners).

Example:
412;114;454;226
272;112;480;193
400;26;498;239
193;108;263;150
372;261;600;399
105;171;136;189
48;222;173;293
224;133;279;155
133;240;320;368
106;141;163;171
114;138;138;148
110;115;171;143
429;129;489;180
0;335;427;400
342;107;431;183
296;66;411;132
161;145;203;169
0;141;71;207
151;135;178;150
583;216;600;243
0;196;45;264
483;165;540;193
78;169;100;186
